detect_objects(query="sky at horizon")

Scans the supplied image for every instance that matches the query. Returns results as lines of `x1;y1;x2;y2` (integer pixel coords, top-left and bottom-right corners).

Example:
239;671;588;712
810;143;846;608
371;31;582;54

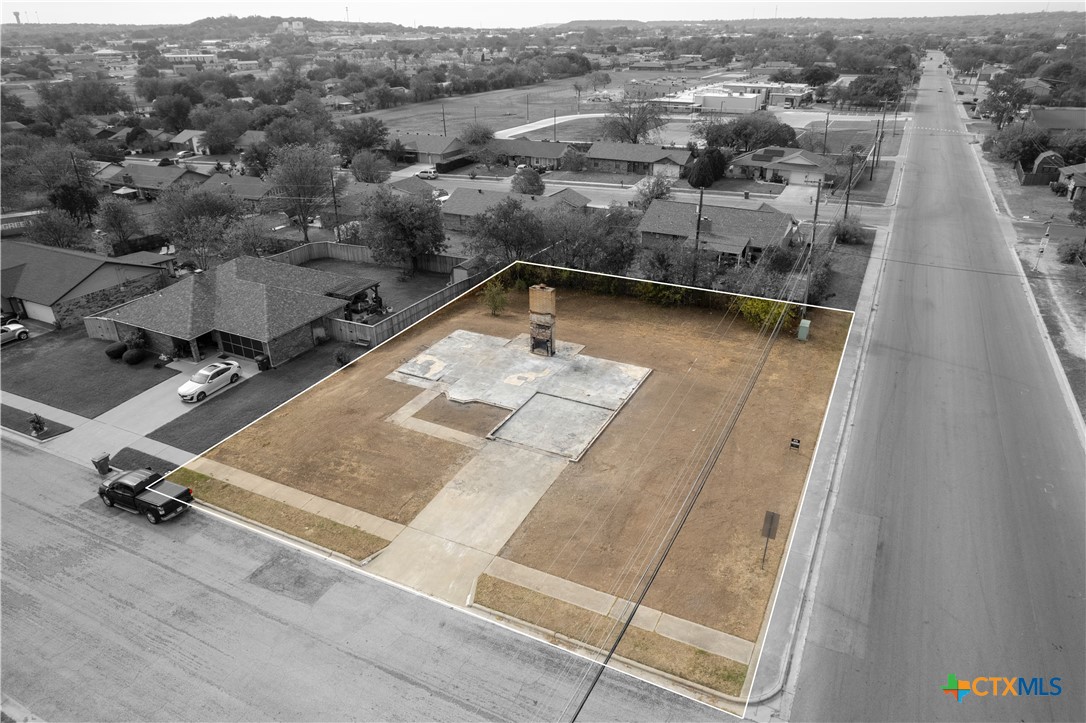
2;0;1082;29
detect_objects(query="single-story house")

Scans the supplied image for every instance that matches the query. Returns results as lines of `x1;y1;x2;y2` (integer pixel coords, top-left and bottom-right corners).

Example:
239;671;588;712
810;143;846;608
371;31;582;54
441;187;591;231
1029;108;1086;133
637;199;797;265
100;163;210;200
92;256;365;366
1021;78;1053;101
384;133;467;166
488;138;574;170
169;129;207;153
1;241;168;328
1059;162;1086;201
585;142;693;178
320;94;354;110
977;65;1004;82
233;129;267;153
389;175;445;201
200;172;271;207
732;146;839;186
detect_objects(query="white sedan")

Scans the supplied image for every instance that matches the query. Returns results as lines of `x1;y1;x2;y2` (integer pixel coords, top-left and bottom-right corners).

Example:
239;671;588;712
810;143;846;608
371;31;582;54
178;360;241;403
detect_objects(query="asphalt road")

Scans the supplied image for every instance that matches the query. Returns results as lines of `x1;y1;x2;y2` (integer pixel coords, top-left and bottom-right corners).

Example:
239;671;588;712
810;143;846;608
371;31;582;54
786;54;1085;721
0;437;727;722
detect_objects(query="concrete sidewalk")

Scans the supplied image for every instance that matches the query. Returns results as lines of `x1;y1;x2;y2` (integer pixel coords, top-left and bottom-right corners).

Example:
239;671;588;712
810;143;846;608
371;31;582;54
1;392;195;469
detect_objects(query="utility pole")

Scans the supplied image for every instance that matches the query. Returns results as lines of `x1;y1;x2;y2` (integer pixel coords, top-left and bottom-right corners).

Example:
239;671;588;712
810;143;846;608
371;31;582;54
822;110;830;152
441;105;446;136
553;110;557;141
811;179;822;241
69;151;93;226
330;170;342;242
843;153;856;219
870;118;880;180
526;94;529;121
692;186;705;286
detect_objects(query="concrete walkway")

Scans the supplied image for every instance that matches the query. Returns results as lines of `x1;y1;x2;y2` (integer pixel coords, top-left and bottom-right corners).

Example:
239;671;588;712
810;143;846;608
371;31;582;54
484;557;755;666
1;392;195;468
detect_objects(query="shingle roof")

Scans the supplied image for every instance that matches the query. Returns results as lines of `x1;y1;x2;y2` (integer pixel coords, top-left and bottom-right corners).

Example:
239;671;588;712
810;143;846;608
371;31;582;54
389;175;437;197
111;164;208;191
170;129;206;146
441;187;591;217
586;141;691;166
638;199;796;249
102;256;355;341
233;130;267;148
1;241;160;306
1030;108;1086;132
388;133;465;156
200;172;271;201
489;138;572;160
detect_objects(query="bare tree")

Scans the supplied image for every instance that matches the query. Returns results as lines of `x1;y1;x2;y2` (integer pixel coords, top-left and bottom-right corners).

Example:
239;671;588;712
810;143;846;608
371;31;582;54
96;198;144;247
266;143;346;243
598;98;665;144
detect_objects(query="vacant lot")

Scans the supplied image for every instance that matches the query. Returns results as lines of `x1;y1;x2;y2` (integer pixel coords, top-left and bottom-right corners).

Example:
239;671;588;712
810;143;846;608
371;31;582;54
203;281;850;645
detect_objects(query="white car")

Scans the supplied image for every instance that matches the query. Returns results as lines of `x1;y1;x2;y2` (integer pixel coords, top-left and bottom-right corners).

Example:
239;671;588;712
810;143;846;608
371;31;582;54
178;360;241;403
0;323;30;344
417;168;438;180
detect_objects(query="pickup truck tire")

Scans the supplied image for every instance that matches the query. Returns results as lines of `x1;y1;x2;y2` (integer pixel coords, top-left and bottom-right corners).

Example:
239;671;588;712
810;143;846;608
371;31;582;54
145;510;160;524
100;493;114;507
230;373;239;383
195;391;206;402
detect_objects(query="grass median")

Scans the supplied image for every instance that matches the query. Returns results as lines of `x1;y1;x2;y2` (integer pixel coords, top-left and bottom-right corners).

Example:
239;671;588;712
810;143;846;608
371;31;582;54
473;574;747;697
168;468;388;561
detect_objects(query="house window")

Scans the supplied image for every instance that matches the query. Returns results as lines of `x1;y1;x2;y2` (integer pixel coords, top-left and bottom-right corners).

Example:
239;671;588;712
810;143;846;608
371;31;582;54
219;331;264;359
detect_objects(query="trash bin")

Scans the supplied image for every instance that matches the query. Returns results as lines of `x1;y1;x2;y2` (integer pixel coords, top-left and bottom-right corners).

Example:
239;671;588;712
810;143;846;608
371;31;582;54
797;319;811;341
92;453;112;475
744;191;750;199
254;353;271;371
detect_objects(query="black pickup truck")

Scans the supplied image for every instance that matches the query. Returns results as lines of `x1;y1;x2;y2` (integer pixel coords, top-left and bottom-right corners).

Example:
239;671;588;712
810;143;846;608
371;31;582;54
98;468;194;524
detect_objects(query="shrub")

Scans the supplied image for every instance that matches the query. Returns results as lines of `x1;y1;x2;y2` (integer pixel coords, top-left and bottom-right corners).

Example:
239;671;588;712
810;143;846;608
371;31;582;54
483;280;508;315
333;346;352;367
122;348;146;365
737;297;798;330
1056;240;1083;264
105;341;127;359
763;246;801;274
832;217;867;245
27;413;46;435
122;328;146;350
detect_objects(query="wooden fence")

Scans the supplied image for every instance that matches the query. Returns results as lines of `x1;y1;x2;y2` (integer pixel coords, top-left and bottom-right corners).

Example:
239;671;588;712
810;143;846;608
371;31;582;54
83;315;119;342
328;270;492;348
265;241;466;274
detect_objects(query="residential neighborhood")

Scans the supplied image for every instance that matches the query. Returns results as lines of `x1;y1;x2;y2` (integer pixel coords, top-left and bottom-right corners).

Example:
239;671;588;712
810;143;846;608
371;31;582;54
1;6;1084;723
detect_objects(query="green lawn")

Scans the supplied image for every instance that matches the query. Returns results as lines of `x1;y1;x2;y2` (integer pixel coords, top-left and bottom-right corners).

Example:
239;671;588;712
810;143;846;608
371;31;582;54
0;327;177;419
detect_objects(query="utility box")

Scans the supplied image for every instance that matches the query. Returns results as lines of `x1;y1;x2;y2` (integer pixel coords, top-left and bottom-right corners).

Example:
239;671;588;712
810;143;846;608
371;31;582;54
92;453;112;475
797;318;811;341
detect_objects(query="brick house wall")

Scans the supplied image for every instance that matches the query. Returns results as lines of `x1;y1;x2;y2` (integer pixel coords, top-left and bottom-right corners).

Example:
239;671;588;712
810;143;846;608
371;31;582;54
54;271;165;329
267;321;319;367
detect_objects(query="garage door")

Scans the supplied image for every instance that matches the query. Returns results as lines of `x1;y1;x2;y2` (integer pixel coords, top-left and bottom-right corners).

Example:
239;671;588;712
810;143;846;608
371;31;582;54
218;331;264;359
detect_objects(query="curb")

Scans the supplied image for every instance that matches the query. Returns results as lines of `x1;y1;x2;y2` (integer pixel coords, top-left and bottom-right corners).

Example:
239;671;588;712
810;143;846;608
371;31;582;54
1;694;43;722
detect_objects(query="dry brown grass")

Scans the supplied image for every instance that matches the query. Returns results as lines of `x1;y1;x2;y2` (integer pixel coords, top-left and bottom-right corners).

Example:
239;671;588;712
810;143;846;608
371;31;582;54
169;468;387;561
474;575;747;697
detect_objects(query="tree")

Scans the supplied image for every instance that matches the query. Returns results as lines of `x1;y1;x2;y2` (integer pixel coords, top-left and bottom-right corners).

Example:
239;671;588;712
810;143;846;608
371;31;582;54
48;182;99;225
266;143;345;243
1;87;28;123
588;71;612;91
632;173;674;210
537;204;640;275
350;150;392;183
459;121;495;165
96;198;144;247
803;65;839;87
511;166;545;195
598;98;665;144
288;89;333;134
25;209;87;249
560;148;587;172
980;73;1032;130
695;112;797;152
468;197;546;263
352;187;446;273
334;118;388;157
152;184;244;267
386;138;407;165
153;94;192;133
483;280;508;315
